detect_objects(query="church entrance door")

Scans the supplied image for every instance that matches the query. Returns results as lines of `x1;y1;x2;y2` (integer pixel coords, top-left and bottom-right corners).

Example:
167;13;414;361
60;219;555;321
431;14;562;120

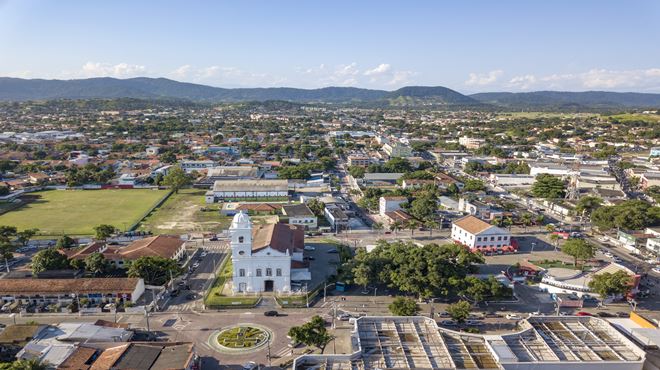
264;280;274;292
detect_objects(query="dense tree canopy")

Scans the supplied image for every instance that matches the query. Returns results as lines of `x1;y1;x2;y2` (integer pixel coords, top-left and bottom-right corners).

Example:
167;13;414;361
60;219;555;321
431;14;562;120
287;315;333;352
31;248;70;273
127;256;182;285
561;239;596;267
591;200;660;231
588;270;633;300
531;174;566;199
388;297;420;316
348;241;484;298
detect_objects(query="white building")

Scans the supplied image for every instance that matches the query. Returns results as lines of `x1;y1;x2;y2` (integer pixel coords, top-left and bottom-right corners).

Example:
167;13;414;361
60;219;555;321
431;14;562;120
207;179;289;203
282;203;318;230
379;196;406;216
451;215;511;250
458;136;486;149
382;142;412;158
179;160;216;173
230;212;310;293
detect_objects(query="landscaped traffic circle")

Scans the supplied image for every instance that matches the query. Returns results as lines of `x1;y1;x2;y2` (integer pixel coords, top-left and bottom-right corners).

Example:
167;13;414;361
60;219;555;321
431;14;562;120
210;324;272;354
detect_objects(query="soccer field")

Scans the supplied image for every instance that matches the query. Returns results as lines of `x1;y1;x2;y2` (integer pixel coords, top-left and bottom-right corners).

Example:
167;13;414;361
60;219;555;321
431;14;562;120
0;189;170;237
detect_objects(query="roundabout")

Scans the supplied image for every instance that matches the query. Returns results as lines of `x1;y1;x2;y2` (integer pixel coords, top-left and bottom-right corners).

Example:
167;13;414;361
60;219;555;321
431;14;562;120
209;324;272;354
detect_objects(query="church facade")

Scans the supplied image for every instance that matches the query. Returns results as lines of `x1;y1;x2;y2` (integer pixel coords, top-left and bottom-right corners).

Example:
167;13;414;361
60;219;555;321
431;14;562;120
229;211;309;293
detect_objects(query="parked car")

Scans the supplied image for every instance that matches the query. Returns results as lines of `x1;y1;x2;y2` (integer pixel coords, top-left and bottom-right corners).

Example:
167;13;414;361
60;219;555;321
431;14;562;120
465;320;484;326
439;320;457;326
338;313;352;321
264;310;278;317
192;262;200;269
576;311;593;316
596;312;615;318
304;245;315;251
506;314;521;320
242;361;258;370
327;248;338;254
200;251;208;257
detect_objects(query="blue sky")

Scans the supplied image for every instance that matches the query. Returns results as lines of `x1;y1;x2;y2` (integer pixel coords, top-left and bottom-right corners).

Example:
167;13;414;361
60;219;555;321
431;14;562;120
1;0;659;92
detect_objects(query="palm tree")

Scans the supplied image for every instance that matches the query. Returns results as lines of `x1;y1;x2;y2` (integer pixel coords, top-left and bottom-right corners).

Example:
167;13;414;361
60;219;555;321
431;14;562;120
407;220;420;236
549;234;560;252
502;217;514;231
425;220;439;237
390;221;402;235
535;214;545;230
546;224;556;233
372;222;384;234
520;213;532;232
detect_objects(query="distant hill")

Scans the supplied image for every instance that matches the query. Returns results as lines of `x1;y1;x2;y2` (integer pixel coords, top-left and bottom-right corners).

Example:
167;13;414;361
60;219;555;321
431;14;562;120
470;91;660;109
2;77;659;109
0;77;478;106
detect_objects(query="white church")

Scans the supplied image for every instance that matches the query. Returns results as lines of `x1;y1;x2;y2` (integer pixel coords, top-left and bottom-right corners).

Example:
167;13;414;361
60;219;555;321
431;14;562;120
229;211;311;293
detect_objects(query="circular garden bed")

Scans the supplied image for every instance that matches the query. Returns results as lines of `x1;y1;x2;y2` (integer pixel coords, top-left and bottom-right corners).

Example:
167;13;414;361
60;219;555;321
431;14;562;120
215;325;270;351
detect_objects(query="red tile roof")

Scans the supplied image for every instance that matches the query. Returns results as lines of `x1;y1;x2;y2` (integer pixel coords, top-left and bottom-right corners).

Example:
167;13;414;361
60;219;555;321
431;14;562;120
252;223;304;253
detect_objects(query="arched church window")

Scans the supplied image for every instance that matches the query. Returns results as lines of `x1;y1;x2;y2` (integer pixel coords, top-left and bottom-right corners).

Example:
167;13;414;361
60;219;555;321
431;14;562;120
266;268;272;276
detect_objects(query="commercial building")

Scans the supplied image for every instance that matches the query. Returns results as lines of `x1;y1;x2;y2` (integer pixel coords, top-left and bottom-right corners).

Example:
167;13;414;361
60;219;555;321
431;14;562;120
324;205;349;231
281;203;318;230
0;278;145;305
347;154;371;167
382;142;412;158
451;215;514;252
206;179;289;203
379;196;406;216
179;160;215;173
539;262;640;299
459;136;486;149
362;173;404;188
293;316;645;370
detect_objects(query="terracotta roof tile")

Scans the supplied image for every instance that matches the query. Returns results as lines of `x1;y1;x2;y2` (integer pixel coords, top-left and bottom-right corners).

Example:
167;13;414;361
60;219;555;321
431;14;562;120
453;215;493;235
58;346;97;370
252;223;304;253
0;278;141;295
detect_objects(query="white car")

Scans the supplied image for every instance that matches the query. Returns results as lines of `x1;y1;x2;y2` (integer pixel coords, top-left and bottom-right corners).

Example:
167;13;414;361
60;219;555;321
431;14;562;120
506;314;521;320
652;267;660;274
304;245;315;251
192;262;200;269
200;251;208;257
242;361;257;370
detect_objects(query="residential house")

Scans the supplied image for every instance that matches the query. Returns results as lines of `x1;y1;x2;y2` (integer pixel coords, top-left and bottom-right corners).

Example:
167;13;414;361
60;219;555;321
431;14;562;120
281;203;317;230
451;215;513;252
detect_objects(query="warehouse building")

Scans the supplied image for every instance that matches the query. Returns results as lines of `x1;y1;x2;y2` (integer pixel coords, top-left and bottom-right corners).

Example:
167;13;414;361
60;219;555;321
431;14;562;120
293;316;646;370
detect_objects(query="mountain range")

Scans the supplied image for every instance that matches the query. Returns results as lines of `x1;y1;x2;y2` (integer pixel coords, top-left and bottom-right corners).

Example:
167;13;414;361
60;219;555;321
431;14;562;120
1;77;660;109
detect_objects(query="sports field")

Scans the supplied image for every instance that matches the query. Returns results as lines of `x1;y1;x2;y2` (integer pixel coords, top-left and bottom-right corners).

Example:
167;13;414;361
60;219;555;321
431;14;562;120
0;189;170;237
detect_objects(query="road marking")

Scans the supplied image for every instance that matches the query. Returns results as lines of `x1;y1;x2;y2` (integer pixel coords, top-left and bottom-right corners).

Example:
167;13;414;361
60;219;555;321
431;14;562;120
276;347;291;357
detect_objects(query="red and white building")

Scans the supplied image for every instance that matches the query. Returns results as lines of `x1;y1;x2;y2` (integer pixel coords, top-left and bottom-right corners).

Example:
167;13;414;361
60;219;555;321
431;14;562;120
451;215;516;254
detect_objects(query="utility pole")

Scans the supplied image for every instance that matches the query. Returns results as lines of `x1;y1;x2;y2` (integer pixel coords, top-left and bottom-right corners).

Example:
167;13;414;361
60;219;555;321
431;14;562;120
145;307;151;332
4;257;8;273
305;283;309;308
267;341;271;366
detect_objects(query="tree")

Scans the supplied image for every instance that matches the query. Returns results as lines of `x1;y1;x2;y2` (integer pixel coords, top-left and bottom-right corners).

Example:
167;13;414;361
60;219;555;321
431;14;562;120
390;220;402;234
94;224;116;241
561;239;596;267
535;214;545;230
425;220;439;236
388;297;420;316
520;213;532;231
463;179;486;192
645;185;660;203
372;222;384;234
348;166;365;179
406;219;420;236
127;256;182;285
69;258;85;270
409;195;437;220
287;315;333;352
306;199;326;218
162;165;192;193
446;300;471;323
574;196;602;217
16;228;39;247
55;235;76;249
0;186;9;196
31;248;70;274
84;252;108;275
545;224;556;233
0;359;47;370
531;174;566;199
353;263;373;291
588;270;632;302
462;276;490;304
591;200;660;231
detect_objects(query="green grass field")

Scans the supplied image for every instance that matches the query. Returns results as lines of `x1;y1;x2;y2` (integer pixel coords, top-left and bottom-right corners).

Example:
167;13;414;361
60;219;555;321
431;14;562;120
137;189;232;234
0;189;169;237
205;258;260;307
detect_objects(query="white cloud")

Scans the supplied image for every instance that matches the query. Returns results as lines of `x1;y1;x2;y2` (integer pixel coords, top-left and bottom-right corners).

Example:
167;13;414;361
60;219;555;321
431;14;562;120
465;70;503;86
507;74;537;90
79;62;147;78
364;63;391;76
170;64;191;79
506;68;660;91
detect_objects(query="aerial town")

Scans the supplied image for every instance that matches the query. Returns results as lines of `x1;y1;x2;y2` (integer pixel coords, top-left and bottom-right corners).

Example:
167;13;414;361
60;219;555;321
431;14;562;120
0;98;658;369
2;1;660;370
